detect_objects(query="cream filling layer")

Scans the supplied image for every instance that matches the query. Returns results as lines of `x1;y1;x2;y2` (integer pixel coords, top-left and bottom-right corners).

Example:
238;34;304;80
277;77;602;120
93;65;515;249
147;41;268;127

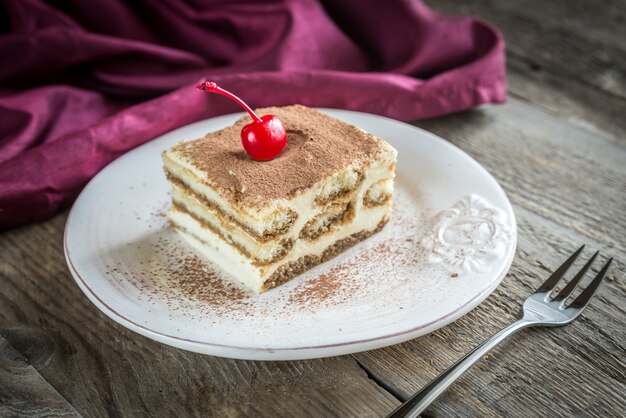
163;153;293;237
168;201;391;293
168;156;395;264
170;185;288;263
163;147;396;238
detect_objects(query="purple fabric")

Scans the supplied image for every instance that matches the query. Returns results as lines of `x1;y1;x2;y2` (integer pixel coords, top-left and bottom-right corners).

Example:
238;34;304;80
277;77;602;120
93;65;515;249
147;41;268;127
0;0;506;229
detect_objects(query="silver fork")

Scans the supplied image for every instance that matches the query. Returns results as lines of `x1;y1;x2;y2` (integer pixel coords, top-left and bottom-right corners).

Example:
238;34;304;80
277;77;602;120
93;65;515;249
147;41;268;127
388;246;614;418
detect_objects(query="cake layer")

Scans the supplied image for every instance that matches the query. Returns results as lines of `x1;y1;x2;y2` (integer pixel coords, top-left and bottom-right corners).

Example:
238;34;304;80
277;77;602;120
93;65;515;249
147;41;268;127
167;153;395;265
168;201;391;293
170;183;292;264
300;199;353;240
164;156;296;239
173;185;357;264
364;178;394;207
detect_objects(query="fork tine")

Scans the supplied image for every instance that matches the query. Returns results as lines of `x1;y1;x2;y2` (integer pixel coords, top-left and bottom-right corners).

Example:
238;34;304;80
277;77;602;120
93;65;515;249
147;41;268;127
569;258;613;309
553;251;599;301
535;245;585;294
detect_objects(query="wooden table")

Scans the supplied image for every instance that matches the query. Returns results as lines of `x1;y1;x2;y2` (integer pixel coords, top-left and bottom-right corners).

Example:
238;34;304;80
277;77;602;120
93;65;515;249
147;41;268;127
2;1;624;417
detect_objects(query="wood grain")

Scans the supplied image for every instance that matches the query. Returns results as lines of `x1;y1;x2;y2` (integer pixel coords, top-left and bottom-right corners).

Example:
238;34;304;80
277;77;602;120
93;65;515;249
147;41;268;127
438;0;626;98
0;213;399;418
0;335;81;417
430;0;626;142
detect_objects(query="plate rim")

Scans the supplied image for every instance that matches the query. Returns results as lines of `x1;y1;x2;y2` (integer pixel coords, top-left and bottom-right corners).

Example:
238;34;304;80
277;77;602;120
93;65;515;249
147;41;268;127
64;108;517;360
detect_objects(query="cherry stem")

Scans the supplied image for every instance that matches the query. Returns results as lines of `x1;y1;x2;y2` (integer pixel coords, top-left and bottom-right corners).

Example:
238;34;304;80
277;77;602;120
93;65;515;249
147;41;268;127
196;82;262;123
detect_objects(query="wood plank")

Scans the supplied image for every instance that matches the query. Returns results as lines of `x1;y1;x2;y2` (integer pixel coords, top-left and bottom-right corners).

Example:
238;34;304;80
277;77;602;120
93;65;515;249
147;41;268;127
428;0;626;142
353;205;626;417
431;0;626;97
507;57;626;145
0;213;399;418
0;335;81;417
415;98;626;256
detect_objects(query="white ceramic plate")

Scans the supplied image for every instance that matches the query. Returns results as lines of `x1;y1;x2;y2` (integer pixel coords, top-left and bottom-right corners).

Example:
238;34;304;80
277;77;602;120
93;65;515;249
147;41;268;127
65;109;517;360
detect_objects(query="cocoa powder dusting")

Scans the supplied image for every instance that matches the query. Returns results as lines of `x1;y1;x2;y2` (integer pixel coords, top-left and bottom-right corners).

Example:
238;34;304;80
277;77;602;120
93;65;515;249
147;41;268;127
287;272;342;306
106;190;429;320
168;105;387;206
171;254;248;308
113;231;254;317
284;232;418;311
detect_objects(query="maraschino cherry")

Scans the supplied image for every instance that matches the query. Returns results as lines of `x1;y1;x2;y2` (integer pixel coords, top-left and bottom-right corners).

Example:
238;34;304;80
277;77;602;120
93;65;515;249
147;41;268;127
196;81;287;161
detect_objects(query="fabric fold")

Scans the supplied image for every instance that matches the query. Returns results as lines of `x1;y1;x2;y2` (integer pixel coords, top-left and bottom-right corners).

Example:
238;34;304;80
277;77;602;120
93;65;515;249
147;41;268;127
0;0;505;228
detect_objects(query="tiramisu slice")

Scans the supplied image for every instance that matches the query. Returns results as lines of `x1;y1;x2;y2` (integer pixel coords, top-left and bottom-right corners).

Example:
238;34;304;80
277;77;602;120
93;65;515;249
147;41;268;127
163;105;397;293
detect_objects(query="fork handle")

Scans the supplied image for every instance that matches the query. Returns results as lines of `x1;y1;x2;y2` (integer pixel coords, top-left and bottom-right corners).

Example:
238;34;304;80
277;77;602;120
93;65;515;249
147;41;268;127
387;318;534;418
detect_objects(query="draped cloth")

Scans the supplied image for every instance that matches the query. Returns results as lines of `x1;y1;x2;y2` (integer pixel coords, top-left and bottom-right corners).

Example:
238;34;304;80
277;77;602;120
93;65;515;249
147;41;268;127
0;0;505;228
